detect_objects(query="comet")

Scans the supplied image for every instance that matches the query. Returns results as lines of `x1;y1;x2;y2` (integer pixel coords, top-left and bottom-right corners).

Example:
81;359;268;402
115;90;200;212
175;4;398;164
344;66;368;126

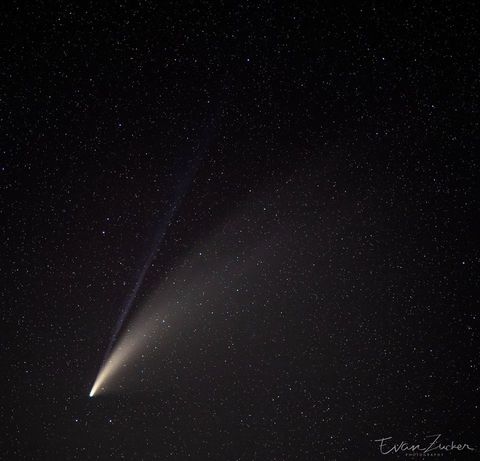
89;118;218;397
89;186;191;397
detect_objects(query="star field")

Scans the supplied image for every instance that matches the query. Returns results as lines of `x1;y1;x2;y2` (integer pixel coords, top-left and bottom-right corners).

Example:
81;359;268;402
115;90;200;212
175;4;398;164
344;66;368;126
2;1;479;459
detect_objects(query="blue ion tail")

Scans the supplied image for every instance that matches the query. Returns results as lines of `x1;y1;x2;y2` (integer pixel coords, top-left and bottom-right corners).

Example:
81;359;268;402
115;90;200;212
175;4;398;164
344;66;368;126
99;147;205;370
94;112;218;394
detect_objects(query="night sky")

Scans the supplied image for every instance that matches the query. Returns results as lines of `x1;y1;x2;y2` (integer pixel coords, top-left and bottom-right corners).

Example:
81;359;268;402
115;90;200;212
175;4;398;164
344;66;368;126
2;1;479;459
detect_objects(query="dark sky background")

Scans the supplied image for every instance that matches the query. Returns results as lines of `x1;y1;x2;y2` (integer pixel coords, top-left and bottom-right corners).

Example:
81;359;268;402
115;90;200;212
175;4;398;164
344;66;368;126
2;1;479;459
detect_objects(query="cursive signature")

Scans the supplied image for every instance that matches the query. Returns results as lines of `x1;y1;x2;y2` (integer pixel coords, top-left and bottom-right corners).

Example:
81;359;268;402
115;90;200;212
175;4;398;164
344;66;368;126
374;434;475;455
